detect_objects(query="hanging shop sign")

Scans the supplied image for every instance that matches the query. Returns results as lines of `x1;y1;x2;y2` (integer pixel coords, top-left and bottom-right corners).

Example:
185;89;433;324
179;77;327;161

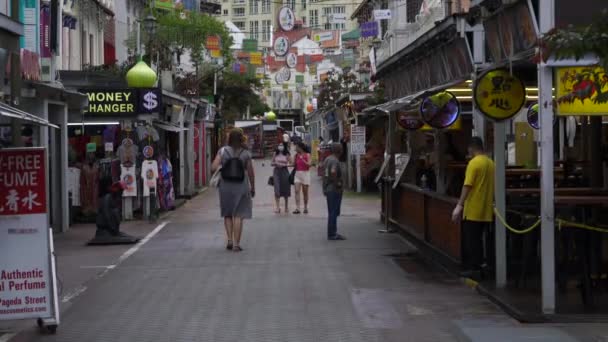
295;74;304;84
396;110;424;130
419;92;460;129
309;64;317;75
474;69;525;121
242;39;258;52
277;6;295;31
273;36;290;57
0;148;55;321
527;103;540;129
85;89;137;114
328;13;347;24
313;31;333;43
138;88;162;114
250;52;263;65
373;10;391;20
286;52;297;68
555;66;608;116
83;89;162;115
275;66;291;84
360;21;379;38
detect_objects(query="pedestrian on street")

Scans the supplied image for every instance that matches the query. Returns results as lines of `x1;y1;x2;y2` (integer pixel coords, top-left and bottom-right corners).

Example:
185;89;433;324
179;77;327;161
451;137;495;277
272;142;292;214
212;128;255;252
293;142;311;214
323;143;346;240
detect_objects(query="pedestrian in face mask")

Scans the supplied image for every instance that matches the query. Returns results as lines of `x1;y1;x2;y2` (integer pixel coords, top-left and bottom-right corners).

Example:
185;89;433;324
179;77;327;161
271;142;292;213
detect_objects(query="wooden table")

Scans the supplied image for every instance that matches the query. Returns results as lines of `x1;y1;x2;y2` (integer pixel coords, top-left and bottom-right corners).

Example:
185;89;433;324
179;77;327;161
554;195;608;206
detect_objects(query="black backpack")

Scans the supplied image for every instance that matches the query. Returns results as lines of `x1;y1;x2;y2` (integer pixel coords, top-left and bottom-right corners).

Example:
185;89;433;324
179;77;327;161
221;148;246;182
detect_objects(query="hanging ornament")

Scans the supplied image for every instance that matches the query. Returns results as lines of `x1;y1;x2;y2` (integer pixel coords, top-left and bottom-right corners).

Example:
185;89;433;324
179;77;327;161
126;59;157;88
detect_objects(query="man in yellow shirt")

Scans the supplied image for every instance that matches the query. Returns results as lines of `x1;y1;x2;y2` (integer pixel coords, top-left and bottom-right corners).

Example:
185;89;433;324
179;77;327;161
452;137;495;276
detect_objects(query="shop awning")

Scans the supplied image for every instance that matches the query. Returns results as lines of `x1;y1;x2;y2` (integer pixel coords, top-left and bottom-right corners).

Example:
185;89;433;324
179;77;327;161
0;102;60;129
153;120;187;132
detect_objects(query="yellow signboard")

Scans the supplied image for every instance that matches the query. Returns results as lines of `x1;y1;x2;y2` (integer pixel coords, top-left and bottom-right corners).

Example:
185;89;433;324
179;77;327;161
250;52;263;65
210;49;222;58
555;66;608;115
474;69;525;120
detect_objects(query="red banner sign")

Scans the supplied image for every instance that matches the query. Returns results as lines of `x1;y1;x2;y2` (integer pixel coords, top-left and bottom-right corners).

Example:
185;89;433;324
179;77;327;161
0;149;47;216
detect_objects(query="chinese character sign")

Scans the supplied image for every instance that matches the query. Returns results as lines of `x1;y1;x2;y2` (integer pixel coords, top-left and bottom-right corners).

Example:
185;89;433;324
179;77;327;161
474;69;526;120
555;66;608;116
0;148;53;321
0;149;46;215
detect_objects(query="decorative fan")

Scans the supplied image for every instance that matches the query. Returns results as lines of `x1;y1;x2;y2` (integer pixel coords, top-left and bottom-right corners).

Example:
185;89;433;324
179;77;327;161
419;91;460;129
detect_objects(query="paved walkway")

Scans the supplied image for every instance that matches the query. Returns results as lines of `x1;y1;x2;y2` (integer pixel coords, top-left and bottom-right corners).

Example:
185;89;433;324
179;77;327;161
8;161;608;341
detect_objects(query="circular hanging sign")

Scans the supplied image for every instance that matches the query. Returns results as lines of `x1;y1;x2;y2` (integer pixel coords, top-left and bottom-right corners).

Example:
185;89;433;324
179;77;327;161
474;68;526;121
277;6;295;31
143;145;154;159
286;52;297;68
275;72;283;85
396;110;424;130
419;91;461;129
273;36;290;57
527;102;540;129
274;67;291;84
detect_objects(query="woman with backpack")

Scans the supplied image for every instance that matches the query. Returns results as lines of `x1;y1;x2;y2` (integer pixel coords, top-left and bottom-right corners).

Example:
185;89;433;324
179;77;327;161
211;128;255;252
271;142;292;214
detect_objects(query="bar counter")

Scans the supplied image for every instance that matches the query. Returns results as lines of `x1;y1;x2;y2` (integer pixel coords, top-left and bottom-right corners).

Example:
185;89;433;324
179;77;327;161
387;183;461;262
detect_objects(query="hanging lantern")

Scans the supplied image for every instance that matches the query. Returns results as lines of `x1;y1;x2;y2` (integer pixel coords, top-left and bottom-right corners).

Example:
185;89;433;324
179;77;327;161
265;111;277;121
126;59;157;88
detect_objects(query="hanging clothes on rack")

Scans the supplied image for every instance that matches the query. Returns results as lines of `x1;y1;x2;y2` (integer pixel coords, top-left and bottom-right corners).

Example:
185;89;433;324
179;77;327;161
80;162;99;216
157;155;175;210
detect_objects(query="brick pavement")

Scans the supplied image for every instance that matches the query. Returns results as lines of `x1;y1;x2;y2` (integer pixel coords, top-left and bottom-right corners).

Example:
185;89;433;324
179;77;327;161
7;161;608;342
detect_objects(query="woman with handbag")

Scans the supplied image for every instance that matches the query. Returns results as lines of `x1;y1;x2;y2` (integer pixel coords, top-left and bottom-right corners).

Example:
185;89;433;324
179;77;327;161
271;142;292;214
211;128;255;252
292;142;311;214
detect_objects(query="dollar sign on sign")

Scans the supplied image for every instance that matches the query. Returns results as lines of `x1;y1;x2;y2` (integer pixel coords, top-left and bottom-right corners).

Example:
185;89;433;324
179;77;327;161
143;92;158;110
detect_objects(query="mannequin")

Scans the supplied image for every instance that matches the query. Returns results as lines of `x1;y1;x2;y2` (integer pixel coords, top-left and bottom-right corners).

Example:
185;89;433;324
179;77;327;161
80;144;99;216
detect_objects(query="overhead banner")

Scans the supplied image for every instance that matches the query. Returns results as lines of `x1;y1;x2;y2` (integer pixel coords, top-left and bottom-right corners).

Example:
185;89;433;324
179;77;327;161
0;148;54;320
555;66;608;115
313;31;333;43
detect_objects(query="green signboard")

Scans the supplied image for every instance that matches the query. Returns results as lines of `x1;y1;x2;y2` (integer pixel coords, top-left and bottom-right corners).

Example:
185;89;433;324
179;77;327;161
242;39;258;52
296;75;304;84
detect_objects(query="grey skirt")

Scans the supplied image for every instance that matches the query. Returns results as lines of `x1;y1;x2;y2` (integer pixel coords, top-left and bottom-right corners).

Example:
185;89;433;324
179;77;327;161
219;178;252;219
273;167;291;198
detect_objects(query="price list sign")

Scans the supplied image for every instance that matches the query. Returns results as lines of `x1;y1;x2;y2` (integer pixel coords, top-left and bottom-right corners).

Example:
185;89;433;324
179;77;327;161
0;148;53;320
350;125;366;155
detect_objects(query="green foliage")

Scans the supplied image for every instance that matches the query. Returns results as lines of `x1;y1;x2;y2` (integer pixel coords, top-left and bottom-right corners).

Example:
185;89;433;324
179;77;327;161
542;9;608;70
128;10;233;70
317;71;366;109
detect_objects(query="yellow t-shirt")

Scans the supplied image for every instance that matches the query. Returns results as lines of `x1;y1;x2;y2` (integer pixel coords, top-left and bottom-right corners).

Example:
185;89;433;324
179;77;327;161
463;155;495;222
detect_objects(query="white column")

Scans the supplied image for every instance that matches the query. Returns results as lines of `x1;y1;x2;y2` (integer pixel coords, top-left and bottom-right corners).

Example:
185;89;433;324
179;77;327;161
494;121;507;287
538;0;556;314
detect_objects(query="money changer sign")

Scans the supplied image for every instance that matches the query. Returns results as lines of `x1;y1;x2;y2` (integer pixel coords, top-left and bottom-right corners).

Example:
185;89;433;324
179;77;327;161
84;89;162;115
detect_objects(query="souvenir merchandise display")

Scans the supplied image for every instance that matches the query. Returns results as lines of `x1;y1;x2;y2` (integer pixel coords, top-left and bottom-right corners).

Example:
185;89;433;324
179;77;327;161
67;167;81;206
121;165;138;197
117;138;139;166
141;159;159;197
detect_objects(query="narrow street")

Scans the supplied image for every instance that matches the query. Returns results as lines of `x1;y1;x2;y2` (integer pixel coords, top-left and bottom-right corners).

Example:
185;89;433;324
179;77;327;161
7;162;608;342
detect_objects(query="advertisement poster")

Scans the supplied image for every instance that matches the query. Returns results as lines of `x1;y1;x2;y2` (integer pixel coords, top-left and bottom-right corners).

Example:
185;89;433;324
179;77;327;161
0;148;53;320
555;66;608;115
350;125;366;155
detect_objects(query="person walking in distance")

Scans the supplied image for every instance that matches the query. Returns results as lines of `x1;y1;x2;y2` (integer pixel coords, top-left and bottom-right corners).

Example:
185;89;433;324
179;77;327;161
212;128;255;252
272;142;292;214
293;142;311;214
324;143;346;240
451;137;495;277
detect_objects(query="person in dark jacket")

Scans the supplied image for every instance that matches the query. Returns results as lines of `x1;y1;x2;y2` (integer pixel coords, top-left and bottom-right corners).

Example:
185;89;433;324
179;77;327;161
95;180;126;237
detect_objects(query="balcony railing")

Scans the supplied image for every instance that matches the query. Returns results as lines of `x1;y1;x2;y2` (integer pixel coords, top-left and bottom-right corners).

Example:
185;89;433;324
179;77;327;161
376;0;468;66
